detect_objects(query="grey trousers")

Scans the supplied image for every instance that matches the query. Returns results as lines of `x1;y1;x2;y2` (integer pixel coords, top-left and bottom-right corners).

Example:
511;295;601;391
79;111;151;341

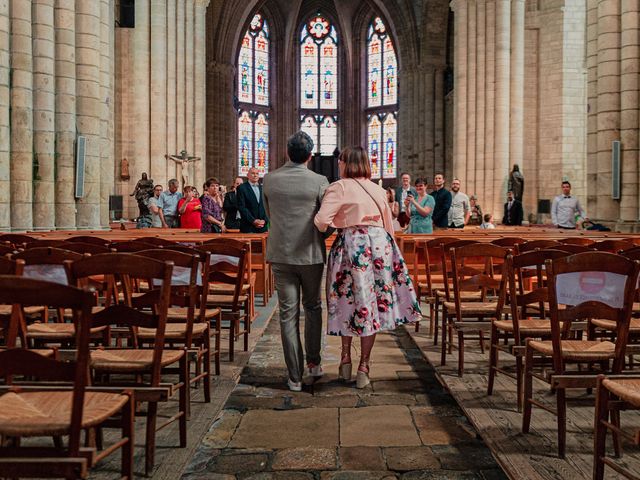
271;263;325;383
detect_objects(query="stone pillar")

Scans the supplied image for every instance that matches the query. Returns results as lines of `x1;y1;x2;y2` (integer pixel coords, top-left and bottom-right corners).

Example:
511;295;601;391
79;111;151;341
0;0;10;230
54;0;76;229
194;0;209;188
434;67;446;175
166;0;177;183
75;0;102;229
466;1;477;192
185;0;195;188
10;0;34;231
150;0;167;187
586;0;598;215
451;0;467;181
595;0;620;221
32;0;56;231
620;0;640;222
493;0;511;218
484;0;496;215
206;61;235;183
132;0;150;192
474;0;486;198
510;0;525;174
99;0;114;227
175;0;185;175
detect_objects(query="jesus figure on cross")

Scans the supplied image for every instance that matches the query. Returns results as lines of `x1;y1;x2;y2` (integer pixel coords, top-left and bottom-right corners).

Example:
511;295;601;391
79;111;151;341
166;150;201;188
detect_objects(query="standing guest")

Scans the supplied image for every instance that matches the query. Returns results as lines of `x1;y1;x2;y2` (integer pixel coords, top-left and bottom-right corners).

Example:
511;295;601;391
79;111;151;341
315;146;421;389
199;182;208;203
201;177;225;233
386;188;402;232
223;177;243;230
551;181;588;229
263;131;329;392
502;190;524;226
448;178;470;228
177;186;202;229
237;167;268;233
148;184;163;228
406;178;436;234
430;173;452;229
468;195;483;226
395;173;417;228
158;178;182;228
480;213;496;229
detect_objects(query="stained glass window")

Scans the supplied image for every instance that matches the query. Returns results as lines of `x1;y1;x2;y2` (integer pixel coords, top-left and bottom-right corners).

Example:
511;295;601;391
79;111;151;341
367;17;398;179
237;13;270;177
299;14;340;152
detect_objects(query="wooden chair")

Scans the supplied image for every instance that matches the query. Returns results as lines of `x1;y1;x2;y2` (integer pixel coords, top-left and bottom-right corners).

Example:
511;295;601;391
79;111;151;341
110;240;157;253
443;243;508;376
133;236;179;247
516;239;562;254
65;253;187;475
60;243;112;255
23;239;67;249
593;374;640;480
560;237;595;246
0;276;134;479
198;240;250;362
593;239;635;253
0;257;24;345
553;244;593;254
0;233;37;247
0;243;17;256
65;235;110;247
522;252;640;458
488;249;569;411
490;237;526;248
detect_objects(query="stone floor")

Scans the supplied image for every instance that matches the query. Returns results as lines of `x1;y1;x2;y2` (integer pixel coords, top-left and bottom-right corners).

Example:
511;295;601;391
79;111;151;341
182;313;508;480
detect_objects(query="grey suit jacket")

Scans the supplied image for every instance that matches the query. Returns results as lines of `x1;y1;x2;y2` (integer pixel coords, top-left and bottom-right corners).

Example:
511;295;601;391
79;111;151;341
263;161;329;265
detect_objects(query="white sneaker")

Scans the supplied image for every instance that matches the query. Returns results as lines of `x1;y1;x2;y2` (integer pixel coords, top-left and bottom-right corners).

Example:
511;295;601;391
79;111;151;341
287;379;302;392
307;363;324;378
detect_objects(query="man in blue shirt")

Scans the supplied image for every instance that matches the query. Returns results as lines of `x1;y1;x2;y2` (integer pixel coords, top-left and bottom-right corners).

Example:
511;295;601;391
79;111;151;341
158;178;183;228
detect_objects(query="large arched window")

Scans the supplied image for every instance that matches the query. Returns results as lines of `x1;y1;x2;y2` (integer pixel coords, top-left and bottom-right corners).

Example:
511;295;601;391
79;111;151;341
237;13;270;177
299;14;339;155
366;17;398;179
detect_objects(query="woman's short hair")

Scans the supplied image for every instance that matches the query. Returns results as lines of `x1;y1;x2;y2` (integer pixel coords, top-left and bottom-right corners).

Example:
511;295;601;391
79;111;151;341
414;177;427;186
205;177;219;189
340;146;371;179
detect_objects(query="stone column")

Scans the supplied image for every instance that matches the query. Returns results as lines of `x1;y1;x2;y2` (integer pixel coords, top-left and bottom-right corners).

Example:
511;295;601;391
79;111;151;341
150;0;167;187
131;0;150;192
434;67;446;175
484;0;496;214
10;0;34;231
166;0;177;182
99;0;114;227
0;0;10;230
451;0;467;181
466;1;477;192
510;0;525;177
32;0;56;230
194;0;209;188
586;0;598;215
493;0;511;218
184;0;195;188
54;0;76;229
206;61;234;182
175;0;185;174
475;0;486;198
595;0;620;221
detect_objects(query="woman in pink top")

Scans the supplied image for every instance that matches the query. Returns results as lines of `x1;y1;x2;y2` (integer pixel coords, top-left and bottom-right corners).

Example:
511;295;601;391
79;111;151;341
315;147;421;388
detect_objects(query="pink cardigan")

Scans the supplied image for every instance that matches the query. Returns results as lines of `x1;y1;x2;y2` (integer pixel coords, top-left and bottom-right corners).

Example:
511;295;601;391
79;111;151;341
314;178;395;236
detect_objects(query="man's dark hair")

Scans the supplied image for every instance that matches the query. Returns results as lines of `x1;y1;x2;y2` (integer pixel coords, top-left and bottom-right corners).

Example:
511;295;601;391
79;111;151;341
483;213;492;223
287;131;314;164
562;181;571;187
205;177;219;188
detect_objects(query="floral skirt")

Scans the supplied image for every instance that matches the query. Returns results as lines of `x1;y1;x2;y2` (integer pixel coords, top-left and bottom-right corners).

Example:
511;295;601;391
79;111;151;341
326;226;421;337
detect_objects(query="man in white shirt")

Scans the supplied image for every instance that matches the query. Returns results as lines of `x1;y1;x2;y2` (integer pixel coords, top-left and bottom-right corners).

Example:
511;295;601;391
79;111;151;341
551;181;588;229
447;178;470;228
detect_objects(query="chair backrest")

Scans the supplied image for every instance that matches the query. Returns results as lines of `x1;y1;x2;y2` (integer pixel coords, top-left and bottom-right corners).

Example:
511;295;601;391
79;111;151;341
0;243;17;256
440;240;479;301
110;240;157;252
560;237;595;246
13;247;83;285
517;239;562;254
592;239;635;253
0;256;23;275
491;237;526;248
0;233;37;247
197;240;249;309
546;252;640;372
23;239;67;249
0;276;95;457
621;246;640;262
552;244;593;254
61;242;112;255
65;253;174;384
133;236;179;247
65;235;110;246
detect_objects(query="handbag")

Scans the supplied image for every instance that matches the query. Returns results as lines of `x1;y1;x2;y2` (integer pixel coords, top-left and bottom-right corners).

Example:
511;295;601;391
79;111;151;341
352;179;392;233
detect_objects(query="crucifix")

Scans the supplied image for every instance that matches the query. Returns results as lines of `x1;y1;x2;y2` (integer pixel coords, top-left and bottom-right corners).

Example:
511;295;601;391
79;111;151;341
166;150;202;188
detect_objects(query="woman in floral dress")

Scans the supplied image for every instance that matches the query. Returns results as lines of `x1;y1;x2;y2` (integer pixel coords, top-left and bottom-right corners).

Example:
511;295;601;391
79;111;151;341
314;147;421;388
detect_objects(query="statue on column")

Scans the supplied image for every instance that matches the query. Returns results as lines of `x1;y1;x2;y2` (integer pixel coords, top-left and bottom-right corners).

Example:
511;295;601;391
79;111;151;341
166;150;202;188
130;172;154;228
508;164;525;202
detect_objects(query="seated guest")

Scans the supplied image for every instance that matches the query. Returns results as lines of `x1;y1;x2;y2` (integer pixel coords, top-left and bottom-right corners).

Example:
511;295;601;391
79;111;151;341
201;177;225;233
177;185;202;229
223;176;243;230
502;190;523;226
237;167;268;233
406;178;435;234
480;213;496;229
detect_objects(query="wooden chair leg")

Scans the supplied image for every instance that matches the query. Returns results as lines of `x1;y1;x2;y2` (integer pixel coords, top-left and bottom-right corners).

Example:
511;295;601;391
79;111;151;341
214;318;221;376
457;329;465;377
179;354;188;447
522;344;534;433
593;376;609;480
487;325;498;396
204;327;212;402
145;401;158;476
434;297;441;346
228;315;235;362
515;354;524;413
556;387;567;459
611;408;623;458
122;393;135;480
440;309;448;366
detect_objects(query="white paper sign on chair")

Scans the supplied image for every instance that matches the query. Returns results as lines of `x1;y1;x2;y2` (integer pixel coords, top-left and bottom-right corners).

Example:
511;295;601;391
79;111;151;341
555;271;628;308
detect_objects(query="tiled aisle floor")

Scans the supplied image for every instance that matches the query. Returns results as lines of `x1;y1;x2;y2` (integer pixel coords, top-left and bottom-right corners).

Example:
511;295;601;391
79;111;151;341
182;313;507;480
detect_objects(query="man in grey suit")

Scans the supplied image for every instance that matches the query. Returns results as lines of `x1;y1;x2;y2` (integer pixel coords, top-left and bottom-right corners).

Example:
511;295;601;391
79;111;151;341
263;131;330;392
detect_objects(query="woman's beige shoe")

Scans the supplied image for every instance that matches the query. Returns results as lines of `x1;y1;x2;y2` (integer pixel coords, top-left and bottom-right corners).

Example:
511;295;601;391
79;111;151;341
339;362;352;381
356;369;370;389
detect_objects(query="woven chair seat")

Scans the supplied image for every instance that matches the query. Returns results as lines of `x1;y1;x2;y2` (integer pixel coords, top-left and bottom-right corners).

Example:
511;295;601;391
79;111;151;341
493;319;557;335
418;282;444;292
0;305;46;316
438;290;483;300
166;306;220;321
591;318;640;332
137;322;208;340
26;323;107;340
443;301;501;315
0;391;128;437
209;283;251;294
528;339;616;361
602;378;640;407
0;348;55;357
206;294;249;306
91;348;184;372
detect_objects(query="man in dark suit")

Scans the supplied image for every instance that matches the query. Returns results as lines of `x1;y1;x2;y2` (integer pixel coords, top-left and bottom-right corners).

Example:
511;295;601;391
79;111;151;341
237;167;269;233
223;176;243;230
503;190;523;226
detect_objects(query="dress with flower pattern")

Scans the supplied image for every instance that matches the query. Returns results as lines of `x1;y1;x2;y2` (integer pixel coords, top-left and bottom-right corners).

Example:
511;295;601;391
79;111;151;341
326;225;421;337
